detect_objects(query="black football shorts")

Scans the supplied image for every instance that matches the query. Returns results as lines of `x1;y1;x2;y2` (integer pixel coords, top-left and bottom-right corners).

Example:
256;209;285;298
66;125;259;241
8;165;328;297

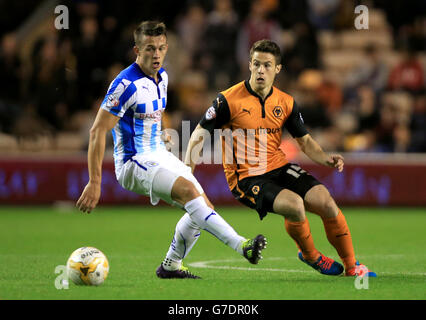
231;163;321;220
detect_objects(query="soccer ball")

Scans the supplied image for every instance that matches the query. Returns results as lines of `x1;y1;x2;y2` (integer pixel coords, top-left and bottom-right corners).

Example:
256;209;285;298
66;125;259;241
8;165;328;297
66;247;109;286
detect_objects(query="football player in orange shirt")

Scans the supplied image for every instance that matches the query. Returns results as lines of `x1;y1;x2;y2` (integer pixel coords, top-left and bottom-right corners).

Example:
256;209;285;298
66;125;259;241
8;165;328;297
186;39;376;277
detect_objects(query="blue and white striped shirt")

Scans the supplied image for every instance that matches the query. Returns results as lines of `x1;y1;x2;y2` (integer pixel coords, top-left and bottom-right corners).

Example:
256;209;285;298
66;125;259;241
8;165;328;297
101;62;168;175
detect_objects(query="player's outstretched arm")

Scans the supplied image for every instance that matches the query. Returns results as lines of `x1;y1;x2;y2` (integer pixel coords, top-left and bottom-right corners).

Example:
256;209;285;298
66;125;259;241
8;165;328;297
295;134;344;172
76;109;119;213
184;124;207;173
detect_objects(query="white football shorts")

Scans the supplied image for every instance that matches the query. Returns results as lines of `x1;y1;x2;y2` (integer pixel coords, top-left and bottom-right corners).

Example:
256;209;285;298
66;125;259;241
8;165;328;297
117;149;204;207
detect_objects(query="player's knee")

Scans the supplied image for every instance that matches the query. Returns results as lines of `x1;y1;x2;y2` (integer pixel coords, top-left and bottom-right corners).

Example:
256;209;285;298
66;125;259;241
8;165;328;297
288;198;306;221
274;195;305;221
315;189;338;218
171;177;200;204
307;185;338;218
322;196;338;217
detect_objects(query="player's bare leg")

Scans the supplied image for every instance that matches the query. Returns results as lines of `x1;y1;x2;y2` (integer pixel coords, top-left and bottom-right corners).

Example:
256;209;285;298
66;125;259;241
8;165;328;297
304;185;339;219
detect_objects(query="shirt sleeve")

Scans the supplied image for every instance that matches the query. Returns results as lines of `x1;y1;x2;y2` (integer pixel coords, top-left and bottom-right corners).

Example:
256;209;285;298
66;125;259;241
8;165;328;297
100;78;137;117
199;93;231;133
284;101;309;138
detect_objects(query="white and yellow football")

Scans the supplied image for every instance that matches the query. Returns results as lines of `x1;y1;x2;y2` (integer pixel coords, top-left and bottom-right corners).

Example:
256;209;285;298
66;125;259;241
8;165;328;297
66;247;109;286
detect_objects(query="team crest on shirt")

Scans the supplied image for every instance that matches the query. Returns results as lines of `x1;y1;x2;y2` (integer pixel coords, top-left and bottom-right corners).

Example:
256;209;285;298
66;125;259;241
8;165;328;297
144;161;159;167
272;106;283;118
205;106;216;120
252;185;260;195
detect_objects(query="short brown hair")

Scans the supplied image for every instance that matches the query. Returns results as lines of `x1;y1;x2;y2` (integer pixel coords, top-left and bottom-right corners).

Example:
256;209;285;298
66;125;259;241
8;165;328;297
249;39;281;65
134;21;167;46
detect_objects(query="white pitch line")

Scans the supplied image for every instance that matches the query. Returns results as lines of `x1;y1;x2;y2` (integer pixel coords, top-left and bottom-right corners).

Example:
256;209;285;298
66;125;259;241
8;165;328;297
189;260;313;274
188;257;426;277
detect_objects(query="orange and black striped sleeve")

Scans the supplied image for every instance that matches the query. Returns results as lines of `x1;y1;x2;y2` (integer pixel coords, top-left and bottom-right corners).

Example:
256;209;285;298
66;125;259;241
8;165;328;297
199;93;231;133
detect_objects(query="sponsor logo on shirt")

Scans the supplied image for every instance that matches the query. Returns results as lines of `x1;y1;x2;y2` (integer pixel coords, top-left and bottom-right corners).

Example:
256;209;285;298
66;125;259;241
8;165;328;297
108;94;120;107
205;106;216;120
135;109;163;121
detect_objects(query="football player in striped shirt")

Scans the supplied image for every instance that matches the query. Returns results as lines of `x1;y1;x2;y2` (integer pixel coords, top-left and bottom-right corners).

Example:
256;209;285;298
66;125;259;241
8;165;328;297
76;21;267;279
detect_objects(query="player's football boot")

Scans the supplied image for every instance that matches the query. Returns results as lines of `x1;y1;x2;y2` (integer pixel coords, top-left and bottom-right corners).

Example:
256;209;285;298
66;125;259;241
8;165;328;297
345;261;377;277
298;251;344;275
242;234;267;264
156;263;201;279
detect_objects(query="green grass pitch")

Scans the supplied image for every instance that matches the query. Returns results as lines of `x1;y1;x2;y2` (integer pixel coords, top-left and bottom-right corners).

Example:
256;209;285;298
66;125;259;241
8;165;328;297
0;205;425;300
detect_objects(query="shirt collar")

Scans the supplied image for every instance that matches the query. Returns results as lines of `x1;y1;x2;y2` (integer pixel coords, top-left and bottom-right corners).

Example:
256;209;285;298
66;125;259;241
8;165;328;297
133;62;163;84
244;80;273;101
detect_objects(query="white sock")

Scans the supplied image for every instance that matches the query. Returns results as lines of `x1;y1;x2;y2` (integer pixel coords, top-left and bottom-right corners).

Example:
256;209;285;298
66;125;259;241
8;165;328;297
163;213;201;270
184;196;246;254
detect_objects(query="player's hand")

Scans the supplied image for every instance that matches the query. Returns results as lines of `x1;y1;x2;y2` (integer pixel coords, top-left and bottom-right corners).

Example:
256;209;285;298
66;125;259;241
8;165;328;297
76;182;101;214
161;131;174;151
326;154;344;172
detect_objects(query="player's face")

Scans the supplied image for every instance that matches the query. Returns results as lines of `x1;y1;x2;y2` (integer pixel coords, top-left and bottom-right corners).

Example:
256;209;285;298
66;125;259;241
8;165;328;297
135;34;168;77
249;52;281;91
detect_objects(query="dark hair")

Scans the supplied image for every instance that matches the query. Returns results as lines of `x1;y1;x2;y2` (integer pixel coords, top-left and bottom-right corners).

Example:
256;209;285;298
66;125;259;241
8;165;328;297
249;39;281;65
134;21;167;46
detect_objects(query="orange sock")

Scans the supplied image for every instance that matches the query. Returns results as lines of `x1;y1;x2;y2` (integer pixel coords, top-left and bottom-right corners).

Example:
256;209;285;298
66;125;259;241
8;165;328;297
321;210;356;270
284;218;320;262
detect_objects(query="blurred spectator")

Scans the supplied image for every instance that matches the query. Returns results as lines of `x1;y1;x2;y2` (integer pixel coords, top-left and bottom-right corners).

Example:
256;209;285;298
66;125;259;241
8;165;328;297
176;71;209;133
236;0;283;77
97;16;121;67
374;101;397;152
395;17;426;52
316;71;343;115
276;0;309;28
296;70;332;129
201;0;239;89
388;48;424;93
112;24;138;67
0;33;22;133
285;22;319;79
393;124;411;153
342;85;380;152
73;16;106;110
175;3;206;70
0;33;22;103
345;44;389;95
333;0;355;30
408;94;426;152
307;0;340;30
374;92;413;152
355;85;380;133
29;34;70;133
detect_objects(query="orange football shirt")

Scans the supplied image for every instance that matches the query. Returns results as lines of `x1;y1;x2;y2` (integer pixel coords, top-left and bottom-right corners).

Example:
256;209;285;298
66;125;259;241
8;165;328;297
200;80;308;191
